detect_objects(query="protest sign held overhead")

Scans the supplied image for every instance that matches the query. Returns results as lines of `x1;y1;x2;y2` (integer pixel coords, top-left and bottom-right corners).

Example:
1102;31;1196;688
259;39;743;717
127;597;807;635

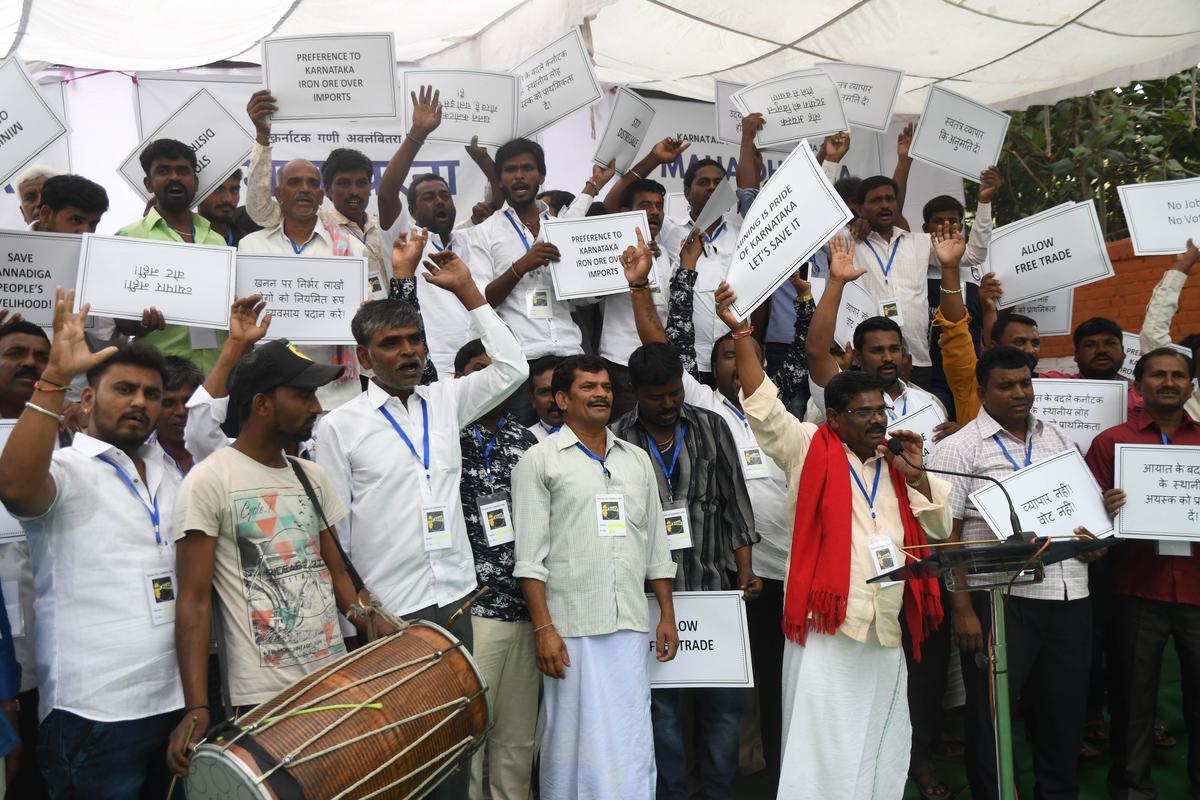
989;201;1113;308
715;79;747;145
0;55;68;187
513;28;603;137
909;86;1009;183
235;254;368;345
262;33;398;121
403;70;519;148
1118;176;1200;256
730;70;848;149
593;87;656;176
542;210;650;301
815;62;904;133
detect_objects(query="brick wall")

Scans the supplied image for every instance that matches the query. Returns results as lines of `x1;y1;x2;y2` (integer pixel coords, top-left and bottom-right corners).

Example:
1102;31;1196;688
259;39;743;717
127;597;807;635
1039;238;1200;358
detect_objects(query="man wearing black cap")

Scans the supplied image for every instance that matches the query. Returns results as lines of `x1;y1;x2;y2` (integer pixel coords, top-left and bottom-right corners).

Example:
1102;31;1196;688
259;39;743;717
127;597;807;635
166;338;393;775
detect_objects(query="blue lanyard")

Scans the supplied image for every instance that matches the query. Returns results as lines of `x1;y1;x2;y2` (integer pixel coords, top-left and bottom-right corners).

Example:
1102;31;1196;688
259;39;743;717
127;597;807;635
99;456;162;546
575;441;611;478
504;211;533;253
286;232;312;254
704;221;726;246
886;392;907;422
848;460;883;522
379;400;430;484
223;229;234;247
1161;431;1169;445
723;400;749;431
993;433;1033;471
541;421;560;436
865;238;900;280
160;444;186;478
430;237;452;252
471;416;507;483
645;421;687;497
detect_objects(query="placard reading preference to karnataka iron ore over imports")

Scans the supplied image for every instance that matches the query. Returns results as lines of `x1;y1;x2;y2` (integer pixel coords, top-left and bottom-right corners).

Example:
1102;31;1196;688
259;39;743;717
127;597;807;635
262;33;398;121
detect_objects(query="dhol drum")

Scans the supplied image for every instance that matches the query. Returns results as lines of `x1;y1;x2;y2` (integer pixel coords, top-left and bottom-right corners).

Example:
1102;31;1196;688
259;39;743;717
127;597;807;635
186;620;490;799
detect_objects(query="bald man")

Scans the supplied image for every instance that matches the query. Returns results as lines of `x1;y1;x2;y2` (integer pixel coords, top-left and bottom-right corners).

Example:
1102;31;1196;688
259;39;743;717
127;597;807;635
238;159;367;408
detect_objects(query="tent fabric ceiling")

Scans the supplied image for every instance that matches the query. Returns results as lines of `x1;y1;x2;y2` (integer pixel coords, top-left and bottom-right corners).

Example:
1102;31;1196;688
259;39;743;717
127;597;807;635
3;0;1199;111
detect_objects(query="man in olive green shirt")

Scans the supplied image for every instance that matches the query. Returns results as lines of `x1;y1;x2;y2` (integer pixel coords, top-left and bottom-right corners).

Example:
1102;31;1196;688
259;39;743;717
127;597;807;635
115;138;230;373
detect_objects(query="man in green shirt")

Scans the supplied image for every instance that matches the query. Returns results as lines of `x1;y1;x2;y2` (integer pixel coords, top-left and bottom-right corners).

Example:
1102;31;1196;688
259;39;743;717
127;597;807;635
115;139;229;372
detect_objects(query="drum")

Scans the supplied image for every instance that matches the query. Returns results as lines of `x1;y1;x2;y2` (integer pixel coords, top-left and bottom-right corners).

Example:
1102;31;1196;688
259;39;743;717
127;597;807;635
186;620;490;800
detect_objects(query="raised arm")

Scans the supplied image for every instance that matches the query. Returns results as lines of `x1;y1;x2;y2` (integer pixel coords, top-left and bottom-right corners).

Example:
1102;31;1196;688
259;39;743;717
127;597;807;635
601;137;690;213
893;121;914;232
0;289;116;518
962;167;1000;267
1141;239;1198;352
806;236;864;389
245;90;283;228
621;228;668;345
736;113;764;190
378;86;442;231
666;233;704;374
772;269;816;407
386;229;439;385
464;136;504;212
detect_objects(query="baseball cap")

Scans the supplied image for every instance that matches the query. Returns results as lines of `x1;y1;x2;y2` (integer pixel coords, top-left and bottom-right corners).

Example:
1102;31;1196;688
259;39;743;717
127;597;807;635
227;339;344;400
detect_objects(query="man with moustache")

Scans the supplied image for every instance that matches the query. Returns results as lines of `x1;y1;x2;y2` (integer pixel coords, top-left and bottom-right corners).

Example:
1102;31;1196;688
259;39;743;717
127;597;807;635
465;137;617;423
315;250;526;800
117;139;229;372
717;265;951;799
239;158;367;410
168;338;394;777
526;356;563;442
513;354;679;799
196;170;258;247
0;291;185;796
28;174;108;234
1085;347;1200;799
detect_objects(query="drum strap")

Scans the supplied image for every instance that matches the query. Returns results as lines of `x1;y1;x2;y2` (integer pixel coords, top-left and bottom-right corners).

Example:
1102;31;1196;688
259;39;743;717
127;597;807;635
207;721;307;800
288;456;365;593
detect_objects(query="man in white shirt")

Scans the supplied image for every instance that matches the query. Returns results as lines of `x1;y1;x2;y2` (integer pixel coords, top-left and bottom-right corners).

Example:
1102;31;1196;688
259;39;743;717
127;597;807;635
239;158;367;411
0;293;184;798
465;138;615;423
315;251;526;799
526;355;563;442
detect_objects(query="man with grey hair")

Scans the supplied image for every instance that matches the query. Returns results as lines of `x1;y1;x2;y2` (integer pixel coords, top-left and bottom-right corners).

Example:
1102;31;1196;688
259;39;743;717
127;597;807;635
314;248;526;800
14;165;58;225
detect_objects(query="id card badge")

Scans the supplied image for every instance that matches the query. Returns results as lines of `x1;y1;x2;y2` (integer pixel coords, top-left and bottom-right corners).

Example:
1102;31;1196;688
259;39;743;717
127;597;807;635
868;536;902;587
144;567;177;626
878;297;903;324
739;445;770;480
188;327;219;350
367;272;387;299
527;289;553;319
477;491;515;547
663;502;693;551
423;503;453;551
595;494;627;537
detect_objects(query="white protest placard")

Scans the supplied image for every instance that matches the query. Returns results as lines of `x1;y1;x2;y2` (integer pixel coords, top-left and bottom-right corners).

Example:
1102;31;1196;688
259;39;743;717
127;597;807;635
1012;289;1074;337
909;86;1010;183
690;177;737;239
887;403;946;463
715;79;747;145
73;234;234;328
646;591;753;688
726;142;853;321
990;202;1113;308
730;70;848;150
815;63;904;133
402;70;518;148
1114;444;1200;541
968;449;1113;539
543;210;649;301
262;33;398;121
1031;378;1127;452
0;230;82;328
1118;331;1191;381
0;421;23;544
1118;177;1200;256
0;56;68;187
593;87;656;175
513;28;603;137
235;254;367;344
117;89;253;203
833;278;875;348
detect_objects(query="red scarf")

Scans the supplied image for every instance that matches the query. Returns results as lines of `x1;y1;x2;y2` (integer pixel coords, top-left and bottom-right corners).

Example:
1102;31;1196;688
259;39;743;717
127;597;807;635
782;424;942;661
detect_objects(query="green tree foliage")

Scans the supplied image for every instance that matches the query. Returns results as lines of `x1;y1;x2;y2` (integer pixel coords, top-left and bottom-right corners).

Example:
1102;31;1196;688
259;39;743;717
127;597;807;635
965;68;1200;240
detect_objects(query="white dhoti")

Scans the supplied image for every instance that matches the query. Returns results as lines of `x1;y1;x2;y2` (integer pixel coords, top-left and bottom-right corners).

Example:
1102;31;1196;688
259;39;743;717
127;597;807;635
539;630;655;800
778;627;910;800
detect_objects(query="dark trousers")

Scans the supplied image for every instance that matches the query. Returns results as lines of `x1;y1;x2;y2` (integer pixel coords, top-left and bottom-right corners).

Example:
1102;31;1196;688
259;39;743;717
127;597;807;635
651;687;742;800
12;687;50;798
38;708;183;799
902;596;953;766
407;599;477;800
603;359;638;421
745;578;785;789
1108;595;1200;800
962;593;1091;800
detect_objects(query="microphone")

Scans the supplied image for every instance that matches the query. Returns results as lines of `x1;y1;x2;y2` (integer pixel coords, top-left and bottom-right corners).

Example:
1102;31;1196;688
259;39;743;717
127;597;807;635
887;438;1033;542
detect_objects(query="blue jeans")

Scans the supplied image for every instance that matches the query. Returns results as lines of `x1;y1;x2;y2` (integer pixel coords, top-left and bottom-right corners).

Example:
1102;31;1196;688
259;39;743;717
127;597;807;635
39;708;182;799
651;687;743;800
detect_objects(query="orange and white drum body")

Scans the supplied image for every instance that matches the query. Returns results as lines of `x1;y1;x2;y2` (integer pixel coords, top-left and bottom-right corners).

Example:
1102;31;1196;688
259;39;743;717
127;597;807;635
186;620;491;800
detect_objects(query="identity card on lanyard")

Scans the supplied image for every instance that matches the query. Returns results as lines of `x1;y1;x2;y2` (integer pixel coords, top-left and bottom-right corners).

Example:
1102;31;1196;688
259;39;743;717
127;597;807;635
850;459;903;587
647;424;693;550
506;210;554;320
724;402;769;480
867;237;903;324
380;400;452;551
101;455;177;625
472;419;515;547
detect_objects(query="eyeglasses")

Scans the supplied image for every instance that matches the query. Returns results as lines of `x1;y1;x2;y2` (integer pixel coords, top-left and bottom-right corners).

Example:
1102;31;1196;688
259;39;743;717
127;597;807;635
843;406;888;421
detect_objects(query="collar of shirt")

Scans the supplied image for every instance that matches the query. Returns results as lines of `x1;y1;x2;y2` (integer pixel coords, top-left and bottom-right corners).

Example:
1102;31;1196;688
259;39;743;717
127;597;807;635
144;208;216;242
971;406;1045;443
325;206;379;236
551;423;634;458
366;378;427;412
866;226;907;249
263;219;338;250
1134;411;1200;434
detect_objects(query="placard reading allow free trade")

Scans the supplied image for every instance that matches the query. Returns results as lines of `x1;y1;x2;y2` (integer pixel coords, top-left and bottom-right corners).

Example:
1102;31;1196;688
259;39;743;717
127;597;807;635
0;230;82;328
262;33;398;121
402;70;518;148
909;86;1009;183
0;56;68;187
990;202;1113;308
235;253;368;344
117;89;253;203
513;28;603;137
542;210;650;301
645;591;753;688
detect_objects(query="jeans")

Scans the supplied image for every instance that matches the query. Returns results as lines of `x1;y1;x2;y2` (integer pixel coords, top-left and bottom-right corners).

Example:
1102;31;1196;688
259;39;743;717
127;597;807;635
651;687;743;800
39;708;182;799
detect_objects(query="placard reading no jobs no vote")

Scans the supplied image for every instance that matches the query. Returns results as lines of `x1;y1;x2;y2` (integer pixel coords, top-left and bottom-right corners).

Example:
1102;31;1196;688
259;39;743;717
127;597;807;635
263;33;398;121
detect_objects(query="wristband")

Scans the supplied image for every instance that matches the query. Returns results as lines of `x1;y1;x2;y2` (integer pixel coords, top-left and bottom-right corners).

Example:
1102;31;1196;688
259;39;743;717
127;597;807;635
183;704;209;715
628;281;650;290
584;180;599;192
628;169;644;180
534;622;555;634
37;375;67;389
408;134;426;145
25;401;63;422
731;325;755;340
34;380;69;393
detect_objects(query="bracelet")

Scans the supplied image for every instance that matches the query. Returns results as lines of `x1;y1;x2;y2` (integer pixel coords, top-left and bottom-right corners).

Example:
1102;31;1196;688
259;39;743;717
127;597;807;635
183;704;209;715
408;134;426;145
584;180;599;192
939;286;963;295
25;401;63;422
731;325;755;340
37;375;67;389
628;169;643;180
509;263;522;280
533;622;555;634
34;380;69;393
628;281;650;290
